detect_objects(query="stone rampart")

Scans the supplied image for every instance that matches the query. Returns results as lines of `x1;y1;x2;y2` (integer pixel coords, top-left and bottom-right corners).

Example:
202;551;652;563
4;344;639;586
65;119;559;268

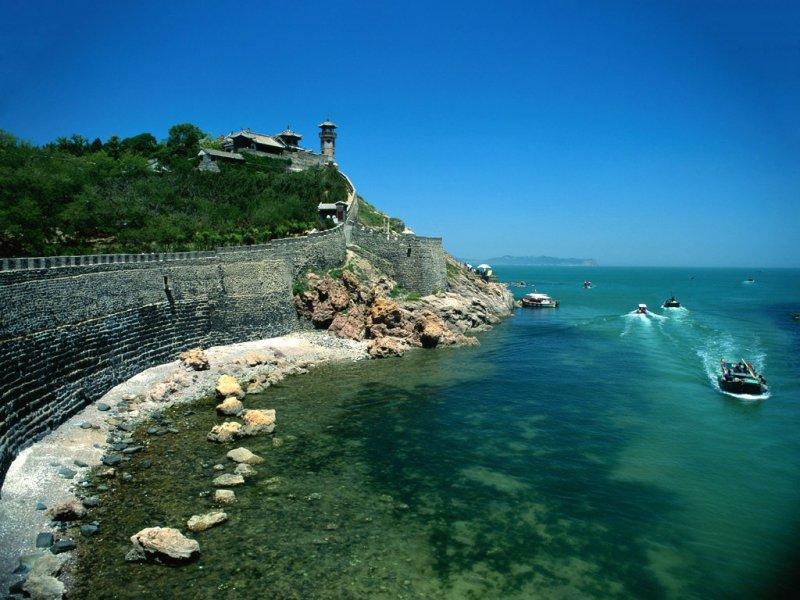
0;226;347;486
350;226;446;295
0;169;449;489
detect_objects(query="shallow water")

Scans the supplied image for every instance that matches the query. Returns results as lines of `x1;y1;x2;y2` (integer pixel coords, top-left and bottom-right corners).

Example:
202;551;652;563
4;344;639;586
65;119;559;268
72;267;800;598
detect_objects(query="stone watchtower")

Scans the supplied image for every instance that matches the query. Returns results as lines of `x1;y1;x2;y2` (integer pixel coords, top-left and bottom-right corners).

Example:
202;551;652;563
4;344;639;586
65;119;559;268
319;119;337;159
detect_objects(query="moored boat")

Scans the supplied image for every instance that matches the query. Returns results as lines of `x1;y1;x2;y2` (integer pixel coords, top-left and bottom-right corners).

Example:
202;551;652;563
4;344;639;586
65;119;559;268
663;296;681;308
718;359;768;396
521;291;559;308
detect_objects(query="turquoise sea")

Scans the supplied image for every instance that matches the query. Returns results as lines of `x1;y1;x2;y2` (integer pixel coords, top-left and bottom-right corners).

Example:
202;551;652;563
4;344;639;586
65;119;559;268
75;267;800;599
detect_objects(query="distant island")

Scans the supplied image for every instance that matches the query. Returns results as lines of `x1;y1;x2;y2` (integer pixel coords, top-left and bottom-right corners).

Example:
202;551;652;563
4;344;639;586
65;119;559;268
474;255;598;267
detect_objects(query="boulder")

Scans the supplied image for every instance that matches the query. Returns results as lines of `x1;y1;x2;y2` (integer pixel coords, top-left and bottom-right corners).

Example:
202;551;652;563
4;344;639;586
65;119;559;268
180;347;210;371
234;463;256;478
317;277;350;310
340;269;361;293
127;527;199;564
415;311;446;348
214;489;237;505
240;409;276;436
328;305;366;340
215;375;244;399
207;421;243;443
226;447;264;465
368;337;404;359
311;300;336;328
47;498;86;521
22;574;64;600
369;296;402;326
216;397;244;416
186;511;228;532
212;473;245;487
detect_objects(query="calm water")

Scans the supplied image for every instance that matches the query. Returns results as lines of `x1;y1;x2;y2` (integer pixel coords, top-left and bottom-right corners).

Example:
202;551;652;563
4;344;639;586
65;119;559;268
74;267;800;599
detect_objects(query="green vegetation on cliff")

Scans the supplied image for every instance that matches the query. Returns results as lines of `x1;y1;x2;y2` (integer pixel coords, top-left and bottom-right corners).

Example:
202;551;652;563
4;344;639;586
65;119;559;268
0;125;348;257
357;196;405;234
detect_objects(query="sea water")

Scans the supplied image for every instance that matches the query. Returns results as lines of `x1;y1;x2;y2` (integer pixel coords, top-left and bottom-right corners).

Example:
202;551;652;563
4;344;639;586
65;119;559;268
72;267;800;599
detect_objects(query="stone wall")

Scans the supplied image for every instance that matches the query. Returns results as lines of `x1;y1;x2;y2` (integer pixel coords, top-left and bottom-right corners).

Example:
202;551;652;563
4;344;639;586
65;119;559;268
351;226;447;295
0;178;450;489
0;226;346;486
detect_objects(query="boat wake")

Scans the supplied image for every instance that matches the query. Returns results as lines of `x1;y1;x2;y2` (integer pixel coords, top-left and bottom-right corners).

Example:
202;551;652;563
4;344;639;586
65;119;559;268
696;337;770;401
620;310;667;336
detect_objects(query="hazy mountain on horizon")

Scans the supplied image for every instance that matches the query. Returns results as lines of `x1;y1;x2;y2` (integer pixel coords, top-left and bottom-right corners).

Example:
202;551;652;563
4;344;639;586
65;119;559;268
474;255;598;267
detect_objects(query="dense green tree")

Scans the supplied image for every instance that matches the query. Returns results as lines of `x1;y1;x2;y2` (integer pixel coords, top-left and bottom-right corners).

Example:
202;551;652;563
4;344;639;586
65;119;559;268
88;137;103;153
0;128;347;257
121;132;158;156
165;123;205;158
104;135;121;159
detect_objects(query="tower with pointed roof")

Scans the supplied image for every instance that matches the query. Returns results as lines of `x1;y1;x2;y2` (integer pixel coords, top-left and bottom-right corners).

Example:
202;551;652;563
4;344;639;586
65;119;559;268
319;119;337;159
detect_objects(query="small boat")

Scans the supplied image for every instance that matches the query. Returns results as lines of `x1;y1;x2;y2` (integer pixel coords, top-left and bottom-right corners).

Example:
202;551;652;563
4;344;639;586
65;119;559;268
663;296;681;308
521;291;559;308
583;280;593;289
745;277;755;283
718;359;768;396
636;304;647;314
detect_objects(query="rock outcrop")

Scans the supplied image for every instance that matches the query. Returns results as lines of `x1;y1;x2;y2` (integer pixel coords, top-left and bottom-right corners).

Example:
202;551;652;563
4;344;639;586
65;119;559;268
126;527;199;564
216;397;244;416
294;251;513;358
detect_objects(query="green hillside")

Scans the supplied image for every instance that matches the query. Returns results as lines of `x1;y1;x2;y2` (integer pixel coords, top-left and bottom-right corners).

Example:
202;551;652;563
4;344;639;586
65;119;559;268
0;124;348;257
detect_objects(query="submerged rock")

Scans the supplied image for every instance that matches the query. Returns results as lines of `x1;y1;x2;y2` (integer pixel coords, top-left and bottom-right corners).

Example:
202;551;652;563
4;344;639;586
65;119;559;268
215;375;244;399
126;527;199;564
50;539;76;554
240;409;276;436
207;421;243;443
212;473;244;487
186;511;228;532
214;489;237;505
179;347;210;371
226;447;264;465
22;574;64;600
234;463;256;478
35;533;54;548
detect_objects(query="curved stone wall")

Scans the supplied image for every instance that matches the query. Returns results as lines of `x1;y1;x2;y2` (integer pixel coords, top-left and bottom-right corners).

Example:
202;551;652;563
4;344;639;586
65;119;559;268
0;226;346;487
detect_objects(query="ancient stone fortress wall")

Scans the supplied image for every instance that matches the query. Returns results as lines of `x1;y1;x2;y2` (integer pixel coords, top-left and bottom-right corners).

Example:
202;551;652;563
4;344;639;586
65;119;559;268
0;169;447;488
0;226;346;485
351;226;447;295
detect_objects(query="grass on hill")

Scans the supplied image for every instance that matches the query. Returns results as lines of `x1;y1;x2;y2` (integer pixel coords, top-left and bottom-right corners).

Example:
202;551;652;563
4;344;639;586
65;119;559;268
0;125;348;257
357;196;405;234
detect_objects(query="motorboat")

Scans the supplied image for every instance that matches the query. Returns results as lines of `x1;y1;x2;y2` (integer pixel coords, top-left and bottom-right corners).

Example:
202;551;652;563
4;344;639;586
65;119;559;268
521;291;559;308
636;304;647;314
663;296;681;308
718;359;768;396
583;280;593;289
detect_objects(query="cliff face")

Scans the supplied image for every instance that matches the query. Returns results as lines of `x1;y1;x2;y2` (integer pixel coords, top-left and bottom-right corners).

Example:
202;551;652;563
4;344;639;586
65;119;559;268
294;250;514;357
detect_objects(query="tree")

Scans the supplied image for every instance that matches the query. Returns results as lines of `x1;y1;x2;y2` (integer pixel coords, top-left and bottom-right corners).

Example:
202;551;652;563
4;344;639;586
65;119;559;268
88;137;103;153
166;123;205;158
121;132;158;156
104;135;121;159
55;134;89;156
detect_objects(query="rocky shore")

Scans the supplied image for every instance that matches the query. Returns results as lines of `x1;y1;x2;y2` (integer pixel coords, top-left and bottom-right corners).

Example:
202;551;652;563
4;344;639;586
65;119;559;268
0;256;514;598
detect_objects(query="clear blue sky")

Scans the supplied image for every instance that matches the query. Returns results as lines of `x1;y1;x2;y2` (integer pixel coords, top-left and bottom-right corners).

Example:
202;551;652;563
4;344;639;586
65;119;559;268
1;0;798;267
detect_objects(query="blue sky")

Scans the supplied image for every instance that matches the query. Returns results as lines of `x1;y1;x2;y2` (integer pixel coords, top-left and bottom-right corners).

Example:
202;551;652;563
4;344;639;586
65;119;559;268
1;0;798;266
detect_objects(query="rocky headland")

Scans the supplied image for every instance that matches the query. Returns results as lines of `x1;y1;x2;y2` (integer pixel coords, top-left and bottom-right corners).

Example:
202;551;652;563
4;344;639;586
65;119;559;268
0;253;513;598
